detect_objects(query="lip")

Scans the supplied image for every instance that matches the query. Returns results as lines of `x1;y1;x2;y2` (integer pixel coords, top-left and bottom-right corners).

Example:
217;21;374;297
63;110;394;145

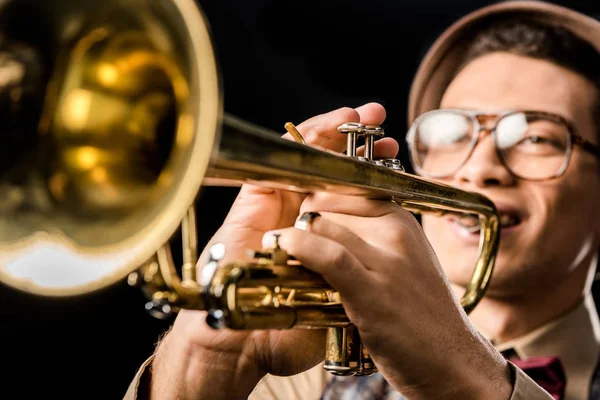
447;201;525;243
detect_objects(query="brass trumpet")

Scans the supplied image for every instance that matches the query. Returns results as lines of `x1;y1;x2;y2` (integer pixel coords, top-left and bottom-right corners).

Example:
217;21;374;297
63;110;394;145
0;0;499;376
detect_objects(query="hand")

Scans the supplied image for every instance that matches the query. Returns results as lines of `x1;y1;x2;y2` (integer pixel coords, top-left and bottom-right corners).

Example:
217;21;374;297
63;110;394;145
262;195;513;398
148;103;399;399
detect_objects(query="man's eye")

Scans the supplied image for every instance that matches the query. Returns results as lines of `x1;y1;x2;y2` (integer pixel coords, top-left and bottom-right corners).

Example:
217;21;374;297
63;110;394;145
513;134;565;155
522;135;561;147
526;136;545;143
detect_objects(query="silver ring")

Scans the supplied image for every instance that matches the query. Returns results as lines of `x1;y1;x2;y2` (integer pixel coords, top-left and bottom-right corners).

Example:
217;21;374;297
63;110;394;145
295;212;321;232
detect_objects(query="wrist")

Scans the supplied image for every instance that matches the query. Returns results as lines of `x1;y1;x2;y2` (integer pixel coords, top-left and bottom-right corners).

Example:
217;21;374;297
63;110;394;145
392;331;514;400
468;359;514;400
452;336;514;400
149;323;266;400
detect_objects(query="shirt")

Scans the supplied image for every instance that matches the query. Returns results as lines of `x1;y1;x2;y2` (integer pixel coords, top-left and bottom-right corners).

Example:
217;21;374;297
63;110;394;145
491;294;600;400
123;294;600;399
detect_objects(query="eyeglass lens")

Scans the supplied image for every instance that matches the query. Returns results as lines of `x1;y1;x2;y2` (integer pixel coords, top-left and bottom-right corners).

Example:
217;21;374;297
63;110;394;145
410;110;571;180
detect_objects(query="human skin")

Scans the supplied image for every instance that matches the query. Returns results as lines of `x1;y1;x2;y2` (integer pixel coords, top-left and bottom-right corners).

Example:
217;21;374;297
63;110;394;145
141;51;600;400
148;104;405;398
421;52;600;343
148;102;513;400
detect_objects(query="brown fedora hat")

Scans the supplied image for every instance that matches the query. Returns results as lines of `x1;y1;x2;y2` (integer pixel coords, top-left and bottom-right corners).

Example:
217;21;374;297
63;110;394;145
407;0;600;125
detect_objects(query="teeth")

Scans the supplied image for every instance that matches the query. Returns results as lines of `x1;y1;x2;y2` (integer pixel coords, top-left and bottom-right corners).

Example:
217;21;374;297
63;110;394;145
454;212;520;233
456;215;480;233
500;213;518;227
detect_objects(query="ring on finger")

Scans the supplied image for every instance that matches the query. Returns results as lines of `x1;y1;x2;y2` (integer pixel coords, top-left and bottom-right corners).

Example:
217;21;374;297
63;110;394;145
295;211;321;232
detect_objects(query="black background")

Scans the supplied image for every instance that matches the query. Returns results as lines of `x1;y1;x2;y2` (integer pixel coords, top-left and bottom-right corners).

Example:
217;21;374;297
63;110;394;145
2;1;599;399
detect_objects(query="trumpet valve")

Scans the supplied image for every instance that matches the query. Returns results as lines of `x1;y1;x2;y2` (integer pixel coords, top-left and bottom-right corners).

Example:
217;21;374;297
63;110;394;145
338;122;406;171
337;122;365;157
362;125;385;161
337;123;387;162
375;158;406;171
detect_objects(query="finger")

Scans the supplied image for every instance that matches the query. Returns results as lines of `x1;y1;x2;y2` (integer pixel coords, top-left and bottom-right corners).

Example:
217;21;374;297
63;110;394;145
281;103;387;153
300;193;402;218
281;107;359;151
355;102;386;126
196;184;303;266
261;225;372;298
355;137;399;159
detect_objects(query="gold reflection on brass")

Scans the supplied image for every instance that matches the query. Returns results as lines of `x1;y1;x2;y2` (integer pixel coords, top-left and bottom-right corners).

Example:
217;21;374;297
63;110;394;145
176;115;194;147
60;88;92;132
73;147;100;170
90;167;108;183
0;0;215;281
48;173;68;201
96;63;118;86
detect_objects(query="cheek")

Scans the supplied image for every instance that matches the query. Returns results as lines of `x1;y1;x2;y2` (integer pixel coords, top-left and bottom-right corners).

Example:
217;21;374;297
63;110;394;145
421;216;461;256
421;215;479;282
528;175;600;258
536;178;597;223
421;215;443;241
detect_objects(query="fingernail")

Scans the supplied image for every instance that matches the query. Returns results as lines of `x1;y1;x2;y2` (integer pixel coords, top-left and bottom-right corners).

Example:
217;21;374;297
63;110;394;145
262;231;282;248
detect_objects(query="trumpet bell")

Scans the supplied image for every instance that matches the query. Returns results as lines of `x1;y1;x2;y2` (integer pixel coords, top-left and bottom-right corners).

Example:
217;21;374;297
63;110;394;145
0;0;220;296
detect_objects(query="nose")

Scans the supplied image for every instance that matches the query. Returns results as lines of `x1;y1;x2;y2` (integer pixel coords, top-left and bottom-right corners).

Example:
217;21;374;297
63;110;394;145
453;131;516;188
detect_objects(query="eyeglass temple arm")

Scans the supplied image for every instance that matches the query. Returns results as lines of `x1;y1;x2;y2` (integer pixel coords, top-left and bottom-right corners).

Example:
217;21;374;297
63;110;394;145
572;134;600;159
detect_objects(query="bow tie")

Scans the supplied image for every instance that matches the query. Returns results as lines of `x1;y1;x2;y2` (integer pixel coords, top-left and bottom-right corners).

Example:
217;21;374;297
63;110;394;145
503;351;566;400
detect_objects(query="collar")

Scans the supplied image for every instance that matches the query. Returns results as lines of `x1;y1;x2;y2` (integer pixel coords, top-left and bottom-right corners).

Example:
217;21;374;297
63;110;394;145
493;293;600;400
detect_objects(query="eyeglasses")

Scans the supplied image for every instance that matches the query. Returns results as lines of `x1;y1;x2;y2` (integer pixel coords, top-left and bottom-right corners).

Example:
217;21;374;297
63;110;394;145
406;109;600;181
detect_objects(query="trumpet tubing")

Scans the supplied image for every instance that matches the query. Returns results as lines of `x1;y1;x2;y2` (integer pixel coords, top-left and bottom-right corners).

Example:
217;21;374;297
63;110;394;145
0;0;500;377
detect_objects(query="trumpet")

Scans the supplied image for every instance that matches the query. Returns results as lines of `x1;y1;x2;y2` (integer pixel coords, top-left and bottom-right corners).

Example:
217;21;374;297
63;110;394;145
0;0;499;376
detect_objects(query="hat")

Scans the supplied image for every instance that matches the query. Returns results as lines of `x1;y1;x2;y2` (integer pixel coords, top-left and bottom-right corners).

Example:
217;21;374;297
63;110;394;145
407;0;600;125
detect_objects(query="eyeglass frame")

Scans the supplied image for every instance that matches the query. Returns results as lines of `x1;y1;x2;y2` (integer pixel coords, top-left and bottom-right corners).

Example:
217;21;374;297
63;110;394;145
406;108;600;181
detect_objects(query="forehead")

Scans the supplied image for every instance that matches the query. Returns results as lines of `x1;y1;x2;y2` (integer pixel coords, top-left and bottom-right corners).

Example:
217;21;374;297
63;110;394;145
440;52;597;141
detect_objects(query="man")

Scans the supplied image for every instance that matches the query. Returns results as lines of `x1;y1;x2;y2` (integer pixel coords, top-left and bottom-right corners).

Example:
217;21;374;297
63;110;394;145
124;1;600;399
